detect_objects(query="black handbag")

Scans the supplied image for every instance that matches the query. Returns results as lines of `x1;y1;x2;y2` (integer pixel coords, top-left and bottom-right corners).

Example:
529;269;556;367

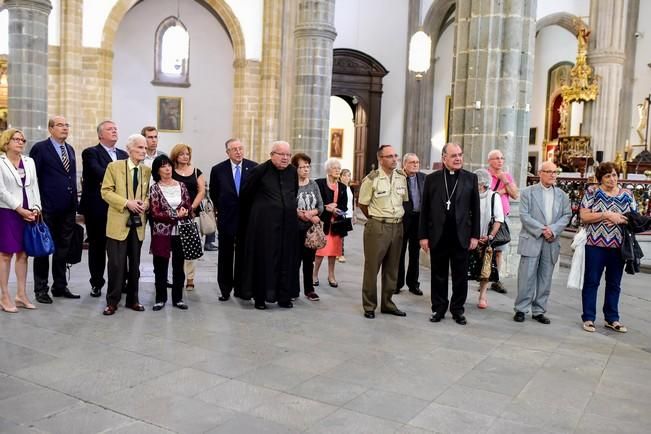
468;245;499;282
489;193;510;247
178;220;204;260
66;223;85;265
330;215;352;237
23;215;55;257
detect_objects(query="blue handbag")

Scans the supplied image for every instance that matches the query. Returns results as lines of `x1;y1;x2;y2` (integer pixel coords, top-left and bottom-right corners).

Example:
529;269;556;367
23;215;55;257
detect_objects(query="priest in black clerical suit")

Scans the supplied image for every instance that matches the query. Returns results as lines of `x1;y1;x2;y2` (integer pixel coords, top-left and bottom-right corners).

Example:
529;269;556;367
239;141;299;310
419;143;480;325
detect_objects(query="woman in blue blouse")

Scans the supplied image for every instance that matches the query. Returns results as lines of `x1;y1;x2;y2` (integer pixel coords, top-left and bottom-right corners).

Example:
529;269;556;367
579;162;635;333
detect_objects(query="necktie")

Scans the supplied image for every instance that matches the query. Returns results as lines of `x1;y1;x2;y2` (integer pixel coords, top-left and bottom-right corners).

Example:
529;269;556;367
60;145;70;172
234;164;241;195
411;176;420;211
133;167;139;196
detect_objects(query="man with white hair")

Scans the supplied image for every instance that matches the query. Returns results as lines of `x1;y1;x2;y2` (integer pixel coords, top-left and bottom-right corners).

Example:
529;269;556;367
239;141;299;310
486;149;519;294
100;134;151;316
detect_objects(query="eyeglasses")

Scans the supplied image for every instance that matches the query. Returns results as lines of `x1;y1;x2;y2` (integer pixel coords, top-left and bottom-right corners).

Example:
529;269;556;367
54;123;71;128
11;137;26;143
540;170;559;175
380;154;398;159
228;146;243;152
272;152;291;158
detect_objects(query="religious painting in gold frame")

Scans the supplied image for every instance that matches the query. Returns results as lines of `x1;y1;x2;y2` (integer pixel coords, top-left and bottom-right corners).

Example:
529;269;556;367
329;128;343;158
157;96;183;132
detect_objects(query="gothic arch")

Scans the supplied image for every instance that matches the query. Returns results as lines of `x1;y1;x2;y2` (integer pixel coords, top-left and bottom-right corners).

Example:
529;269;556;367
101;0;245;60
331;48;388;181
536;12;587;36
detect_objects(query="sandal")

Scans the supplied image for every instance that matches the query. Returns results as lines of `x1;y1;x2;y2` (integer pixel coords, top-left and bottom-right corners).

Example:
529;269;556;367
605;321;627;333
582;321;596;333
185;279;195;291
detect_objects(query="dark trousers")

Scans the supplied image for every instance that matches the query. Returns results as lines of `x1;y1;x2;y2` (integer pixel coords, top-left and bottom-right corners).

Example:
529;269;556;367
33;210;76;294
153;236;185;304
217;231;242;297
85;214;108;289
581;245;624;323
430;234;469;317
295;228;316;297
397;211;420;290
106;227;142;307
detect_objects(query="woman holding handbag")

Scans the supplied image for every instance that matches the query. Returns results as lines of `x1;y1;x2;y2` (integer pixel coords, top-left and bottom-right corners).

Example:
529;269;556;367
0;129;41;312
170;143;205;290
471;169;504;309
291;153;324;301
313;158;348;288
149;155;193;310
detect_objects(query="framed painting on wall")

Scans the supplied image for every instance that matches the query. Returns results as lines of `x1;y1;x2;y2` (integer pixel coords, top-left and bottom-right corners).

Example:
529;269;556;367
329;128;343;158
157;96;183;132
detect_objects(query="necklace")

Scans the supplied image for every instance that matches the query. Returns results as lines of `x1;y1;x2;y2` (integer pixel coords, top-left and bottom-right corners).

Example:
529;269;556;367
444;171;458;211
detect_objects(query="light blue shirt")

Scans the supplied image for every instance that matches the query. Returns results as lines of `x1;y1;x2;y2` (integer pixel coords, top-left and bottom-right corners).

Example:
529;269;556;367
100;143;118;161
50;137;68;160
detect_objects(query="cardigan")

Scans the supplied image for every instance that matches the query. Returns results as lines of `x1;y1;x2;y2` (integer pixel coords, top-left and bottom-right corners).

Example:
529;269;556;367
149;181;192;258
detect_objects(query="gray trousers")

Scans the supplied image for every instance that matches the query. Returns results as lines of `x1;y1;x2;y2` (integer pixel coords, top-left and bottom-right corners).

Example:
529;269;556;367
515;241;555;315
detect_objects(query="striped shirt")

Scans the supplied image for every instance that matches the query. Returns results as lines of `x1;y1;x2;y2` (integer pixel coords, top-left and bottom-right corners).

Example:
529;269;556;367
580;186;636;248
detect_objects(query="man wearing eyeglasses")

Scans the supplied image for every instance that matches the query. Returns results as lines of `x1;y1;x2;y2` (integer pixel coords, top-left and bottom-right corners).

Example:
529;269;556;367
486;149;519;294
28;116;81;303
209;138;257;301
419;143;480;326
141;126;165;168
358;144;409;319
513;161;571;324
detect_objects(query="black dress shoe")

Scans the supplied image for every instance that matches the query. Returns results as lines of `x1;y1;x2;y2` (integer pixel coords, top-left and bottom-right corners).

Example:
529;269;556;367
52;289;80;299
453;315;467;325
254;302;267;310
532;314;551;324
90;287;102;298
364;311;375;319
514;312;525;322
166;281;173;289
393;288;401;295
408;287;423;296
35;293;53;304
430;313;444;322
278;301;293;308
381;309;407;317
218;295;230;302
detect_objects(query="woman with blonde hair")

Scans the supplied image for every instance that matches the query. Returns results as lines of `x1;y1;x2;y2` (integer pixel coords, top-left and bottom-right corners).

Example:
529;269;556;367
313;158;348;287
170;143;206;290
0;129;41;312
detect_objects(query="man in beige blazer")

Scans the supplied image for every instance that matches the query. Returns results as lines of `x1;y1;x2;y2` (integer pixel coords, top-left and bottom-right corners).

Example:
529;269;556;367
100;134;151;315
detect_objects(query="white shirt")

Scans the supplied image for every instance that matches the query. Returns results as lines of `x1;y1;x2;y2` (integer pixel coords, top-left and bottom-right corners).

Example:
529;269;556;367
541;184;554;225
159;183;182;235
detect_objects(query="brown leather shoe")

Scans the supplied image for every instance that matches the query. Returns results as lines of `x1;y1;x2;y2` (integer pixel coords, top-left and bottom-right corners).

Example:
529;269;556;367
129;303;145;312
103;305;117;316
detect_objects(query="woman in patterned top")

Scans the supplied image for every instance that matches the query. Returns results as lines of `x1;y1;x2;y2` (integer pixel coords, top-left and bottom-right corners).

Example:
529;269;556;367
579;162;635;333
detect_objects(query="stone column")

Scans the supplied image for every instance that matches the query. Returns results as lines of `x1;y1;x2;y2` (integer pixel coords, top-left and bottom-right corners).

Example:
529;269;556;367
450;0;536;187
257;0;284;158
56;0;83;150
6;0;52;149
291;0;337;178
583;0;633;161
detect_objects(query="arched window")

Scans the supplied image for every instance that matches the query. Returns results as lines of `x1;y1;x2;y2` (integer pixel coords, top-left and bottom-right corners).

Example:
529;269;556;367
152;16;190;87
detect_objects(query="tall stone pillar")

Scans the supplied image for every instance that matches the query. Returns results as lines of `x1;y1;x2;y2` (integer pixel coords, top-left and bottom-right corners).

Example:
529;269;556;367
583;0;632;161
6;0;52;149
57;0;83;150
450;0;536;186
291;0;336;178
258;0;284;156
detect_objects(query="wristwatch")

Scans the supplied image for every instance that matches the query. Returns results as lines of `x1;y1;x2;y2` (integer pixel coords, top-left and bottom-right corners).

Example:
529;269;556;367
488;234;494;240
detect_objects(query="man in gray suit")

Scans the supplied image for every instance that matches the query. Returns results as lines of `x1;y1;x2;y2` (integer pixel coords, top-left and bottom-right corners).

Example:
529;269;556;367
514;161;571;324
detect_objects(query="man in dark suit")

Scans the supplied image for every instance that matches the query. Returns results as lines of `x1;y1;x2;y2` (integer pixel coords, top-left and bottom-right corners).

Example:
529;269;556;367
396;153;425;296
29;116;80;303
419;143;480;325
209;138;256;301
78;120;128;298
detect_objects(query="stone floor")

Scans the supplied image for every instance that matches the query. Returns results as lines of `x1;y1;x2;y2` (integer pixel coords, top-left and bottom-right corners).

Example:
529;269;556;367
1;226;651;434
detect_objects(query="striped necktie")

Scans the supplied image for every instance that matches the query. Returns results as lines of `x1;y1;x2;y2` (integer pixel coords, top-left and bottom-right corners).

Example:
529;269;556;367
60;145;70;172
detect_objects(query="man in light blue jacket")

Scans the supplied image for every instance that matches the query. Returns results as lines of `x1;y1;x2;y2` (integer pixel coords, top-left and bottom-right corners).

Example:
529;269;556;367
514;161;571;324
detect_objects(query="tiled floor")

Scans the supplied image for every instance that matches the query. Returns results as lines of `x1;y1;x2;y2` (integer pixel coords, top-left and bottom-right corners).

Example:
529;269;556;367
1;226;650;433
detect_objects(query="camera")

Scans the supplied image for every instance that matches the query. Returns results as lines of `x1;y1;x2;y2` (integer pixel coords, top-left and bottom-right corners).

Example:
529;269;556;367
126;213;143;228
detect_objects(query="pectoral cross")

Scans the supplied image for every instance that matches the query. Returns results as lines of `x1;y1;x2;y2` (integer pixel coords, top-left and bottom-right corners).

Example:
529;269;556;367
446;200;451;210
